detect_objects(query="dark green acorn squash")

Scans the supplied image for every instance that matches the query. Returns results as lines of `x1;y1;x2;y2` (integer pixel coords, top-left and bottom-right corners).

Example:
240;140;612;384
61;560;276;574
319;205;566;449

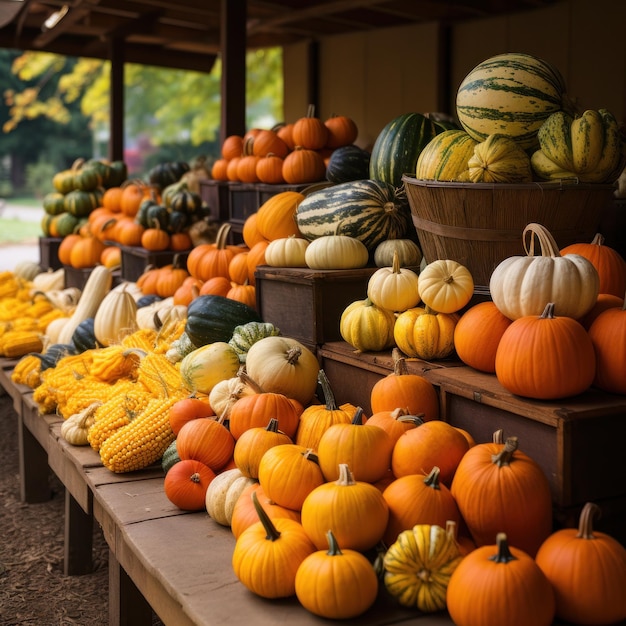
326;145;371;184
32;343;78;371
185;295;263;348
71;317;101;353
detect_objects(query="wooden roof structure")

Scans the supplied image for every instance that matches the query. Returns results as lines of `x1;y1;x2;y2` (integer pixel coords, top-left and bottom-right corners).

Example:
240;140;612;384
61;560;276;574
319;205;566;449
0;0;558;158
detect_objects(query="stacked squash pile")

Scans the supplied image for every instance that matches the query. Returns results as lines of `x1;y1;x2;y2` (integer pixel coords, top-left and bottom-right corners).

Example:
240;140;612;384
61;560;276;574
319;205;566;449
210;106;365;185
415;52;625;184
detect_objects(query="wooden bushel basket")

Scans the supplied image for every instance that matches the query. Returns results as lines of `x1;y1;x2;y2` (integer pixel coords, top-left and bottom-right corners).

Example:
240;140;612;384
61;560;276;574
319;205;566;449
402;175;615;289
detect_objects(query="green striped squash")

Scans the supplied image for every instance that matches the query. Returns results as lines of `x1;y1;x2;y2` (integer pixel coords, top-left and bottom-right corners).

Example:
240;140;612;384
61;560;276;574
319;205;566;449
456;52;572;151
295;179;411;251
369;113;439;188
415;130;478;181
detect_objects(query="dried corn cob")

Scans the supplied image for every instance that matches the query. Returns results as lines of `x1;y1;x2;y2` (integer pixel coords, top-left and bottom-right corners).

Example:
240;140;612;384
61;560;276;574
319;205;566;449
99;395;179;472
58;378;116;419
88;382;151;451
0;330;44;358
135;351;187;397
121;328;159;352
11;354;43;388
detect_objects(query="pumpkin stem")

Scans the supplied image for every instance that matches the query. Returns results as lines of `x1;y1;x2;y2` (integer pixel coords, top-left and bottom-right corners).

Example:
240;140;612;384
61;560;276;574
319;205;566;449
237;370;264;393
539;302;556;319
317;369;338;411
190;472;201;484
488;533;518;564
77;402;102;428
576;502;601;540
351;406;364;425
286;346;304;366
325;530;343;556
492;429;504;444
335;463;357;486
215;222;232;250
423;466;442;490
491;436;519;467
265;417;280;432
391;348;409;376
523;223;562;258
302;448;320;465
251;489;281;542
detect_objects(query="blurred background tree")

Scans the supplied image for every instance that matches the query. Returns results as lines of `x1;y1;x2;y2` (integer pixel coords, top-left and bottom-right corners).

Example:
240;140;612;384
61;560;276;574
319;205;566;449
0;47;283;196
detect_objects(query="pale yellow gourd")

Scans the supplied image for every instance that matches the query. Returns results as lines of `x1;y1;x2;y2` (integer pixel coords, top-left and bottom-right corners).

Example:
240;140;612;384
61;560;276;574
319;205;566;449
205;467;257;526
179;342;241;395
61;402;102;446
305;232;369;270
57;265;113;345
367;250;421;312
31;267;66;293
264;235;309;267
208;373;257;420
93;283;138;346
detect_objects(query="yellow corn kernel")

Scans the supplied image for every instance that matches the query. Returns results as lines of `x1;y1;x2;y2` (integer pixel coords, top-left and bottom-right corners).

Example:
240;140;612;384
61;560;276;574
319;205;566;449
11;354;43;388
58;378;116;419
37;308;67;332
121;328;158;352
0;330;44;358
98;395;179;472
88;384;151;451
90;346;141;383
11;317;40;332
135;351;186;398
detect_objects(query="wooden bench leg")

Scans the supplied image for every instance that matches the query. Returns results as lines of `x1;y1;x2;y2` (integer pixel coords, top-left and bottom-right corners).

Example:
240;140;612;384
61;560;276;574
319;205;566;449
63;488;94;575
18;413;51;503
108;551;154;626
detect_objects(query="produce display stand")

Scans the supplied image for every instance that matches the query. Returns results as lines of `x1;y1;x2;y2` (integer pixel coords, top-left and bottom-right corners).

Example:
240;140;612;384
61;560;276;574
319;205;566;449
2;348;626;624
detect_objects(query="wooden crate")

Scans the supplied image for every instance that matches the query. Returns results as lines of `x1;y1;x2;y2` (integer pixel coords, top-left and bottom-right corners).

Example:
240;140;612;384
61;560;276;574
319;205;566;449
198;179;230;223
38;237;63;271
120;246;189;282
255;266;378;346
427;366;626;510
319;342;626;539
318;340;458;415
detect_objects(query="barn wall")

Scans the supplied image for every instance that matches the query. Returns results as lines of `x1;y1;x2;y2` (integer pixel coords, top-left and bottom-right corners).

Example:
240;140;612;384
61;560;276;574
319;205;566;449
283;0;626;147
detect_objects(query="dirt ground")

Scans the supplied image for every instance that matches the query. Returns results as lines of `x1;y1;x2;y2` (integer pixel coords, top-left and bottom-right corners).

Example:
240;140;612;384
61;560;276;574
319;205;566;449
0;388;163;625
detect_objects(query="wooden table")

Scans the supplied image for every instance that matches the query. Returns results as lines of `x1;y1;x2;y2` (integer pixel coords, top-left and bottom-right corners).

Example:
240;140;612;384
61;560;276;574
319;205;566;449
3;353;625;626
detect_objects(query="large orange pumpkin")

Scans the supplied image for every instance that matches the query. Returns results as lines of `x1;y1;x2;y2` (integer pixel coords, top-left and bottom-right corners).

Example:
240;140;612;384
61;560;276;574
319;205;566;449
561;233;626;298
588;299;626;394
454;301;513;373
254;191;304;241
370;349;439;420
450;435;553;557
495;302;596;400
535;502;626;625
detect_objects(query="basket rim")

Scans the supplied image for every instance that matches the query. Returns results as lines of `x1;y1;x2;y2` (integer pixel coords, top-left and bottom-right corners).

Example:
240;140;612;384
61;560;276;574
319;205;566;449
401;174;615;192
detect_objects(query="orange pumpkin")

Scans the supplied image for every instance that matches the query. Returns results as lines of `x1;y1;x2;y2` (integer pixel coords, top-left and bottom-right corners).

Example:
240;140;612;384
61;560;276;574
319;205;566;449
535;502;626;625
391;419;469;486
382;467;461;547
447;533;556;626
163;458;216;511
588;299;626;394
363;407;423;446
221;134;244;160
168;397;215;435
254;191;305;241
495;302;596;400
230;483;301;540
282;147;326;184
292;104;329;150
370;349;439;420
176;416;235;472
578;292;623;330
454;301;513;373
561;233;626;298
251;129;289;158
324;113;358;148
450;435;553;557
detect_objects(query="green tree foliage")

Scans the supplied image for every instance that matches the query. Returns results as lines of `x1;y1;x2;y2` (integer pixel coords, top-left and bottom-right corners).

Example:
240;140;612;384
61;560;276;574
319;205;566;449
3;47;283;145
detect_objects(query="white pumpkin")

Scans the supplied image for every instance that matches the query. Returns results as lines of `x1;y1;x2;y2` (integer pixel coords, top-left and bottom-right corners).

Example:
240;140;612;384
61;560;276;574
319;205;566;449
93;283;138;346
489;223;599;320
205;467;256;526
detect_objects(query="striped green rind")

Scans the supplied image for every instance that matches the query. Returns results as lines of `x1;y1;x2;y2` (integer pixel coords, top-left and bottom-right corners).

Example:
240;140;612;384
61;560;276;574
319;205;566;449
369;113;439;188
415;130;478;181
295;179;411;251
456;53;569;150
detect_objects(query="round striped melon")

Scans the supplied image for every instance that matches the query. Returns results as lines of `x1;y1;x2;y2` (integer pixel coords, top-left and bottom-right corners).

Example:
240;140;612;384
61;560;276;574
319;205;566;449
456;52;573;151
415;130;478;181
294;179;411;251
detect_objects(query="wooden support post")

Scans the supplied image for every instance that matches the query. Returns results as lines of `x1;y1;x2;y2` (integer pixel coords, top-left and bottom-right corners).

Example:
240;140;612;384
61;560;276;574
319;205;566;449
109;551;154;626
63;488;94;575
220;0;247;144
17;412;51;503
109;37;125;162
